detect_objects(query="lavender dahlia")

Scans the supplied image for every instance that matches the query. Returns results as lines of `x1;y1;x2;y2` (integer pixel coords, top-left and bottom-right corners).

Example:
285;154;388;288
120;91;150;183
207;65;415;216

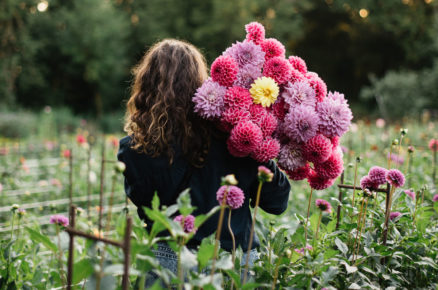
50;214;69;227
193;79;227;119
385;169;405;188
317;97;353;138
223;41;265;69
389;211;401;221
283;105;319;143
174;215;196;234
368;166;388;186
281;81;316;108
216;185;245;209
233;64;262;89
277;142;306;172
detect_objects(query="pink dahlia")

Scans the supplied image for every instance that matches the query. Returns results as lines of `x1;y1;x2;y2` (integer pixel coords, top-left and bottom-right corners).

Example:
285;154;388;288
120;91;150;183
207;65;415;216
211;56;239;87
288;56;307;74
193;79;227;119
272;97;289;121
330;136;340;149
433;194;438;202
227;121;263;157
328;91;348;105
315;199;332;213
307;169;335;190
289;68;306;84
277;142;306;172
245;22;265;45
314;151;343;179
261;38;285;61
258;165;274;182
249;104;268;125
76;134;86;145
385;169;405;188
260;112;278;138
224;86;253;110
251;137;280;163
221;107;251;127
295;244;313;254
234;64;262;89
50;214;69;227
306;72;327;102
174;214;196;233
283;105;319;143
428;139;438;152
368;166;388;186
303;134;332;164
317;98;353;138
286;163;310;181
282;81;317;108
389;211;402;221
404;190;415;200
216;185;245;209
223;41;265;69
360;176;378;190
263;56;293;85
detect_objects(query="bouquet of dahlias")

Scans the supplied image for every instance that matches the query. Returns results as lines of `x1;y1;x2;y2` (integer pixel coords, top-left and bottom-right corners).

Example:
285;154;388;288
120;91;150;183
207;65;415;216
193;22;353;190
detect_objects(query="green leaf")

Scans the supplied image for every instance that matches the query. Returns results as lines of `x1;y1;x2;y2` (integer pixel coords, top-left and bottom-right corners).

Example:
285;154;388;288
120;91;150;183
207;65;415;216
152;192;160;211
197;241;215;270
224;269;241;288
335;237;348;255
72;258;94;284
309;213;319;233
25;227;57;253
341;261;358;274
177;189;194;216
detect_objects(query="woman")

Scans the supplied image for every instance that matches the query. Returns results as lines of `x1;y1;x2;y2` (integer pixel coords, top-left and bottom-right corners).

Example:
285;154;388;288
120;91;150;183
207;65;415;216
117;39;291;283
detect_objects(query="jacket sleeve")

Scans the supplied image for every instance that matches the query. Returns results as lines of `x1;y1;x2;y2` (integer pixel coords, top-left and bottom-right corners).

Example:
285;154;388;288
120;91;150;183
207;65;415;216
250;160;291;215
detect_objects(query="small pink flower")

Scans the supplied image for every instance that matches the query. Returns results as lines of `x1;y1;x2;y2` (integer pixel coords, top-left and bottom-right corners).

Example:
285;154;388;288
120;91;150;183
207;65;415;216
216;185;245;209
375;118;385;128
368;166;388;186
428;139;438;152
174;215;196;234
315;199;332;213
76;134;86;145
258;165;274;182
50;214;69;227
385;169;405;188
404;190;415;200
432;194;438;202
63;149;71;158
389;211;401;221
295;244;313;255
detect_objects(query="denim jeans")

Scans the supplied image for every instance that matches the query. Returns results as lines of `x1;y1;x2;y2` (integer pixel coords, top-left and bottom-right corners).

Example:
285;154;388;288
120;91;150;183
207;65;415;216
144;242;258;288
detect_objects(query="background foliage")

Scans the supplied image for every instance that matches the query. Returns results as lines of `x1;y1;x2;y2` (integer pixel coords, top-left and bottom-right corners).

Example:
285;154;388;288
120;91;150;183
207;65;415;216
1;0;438;121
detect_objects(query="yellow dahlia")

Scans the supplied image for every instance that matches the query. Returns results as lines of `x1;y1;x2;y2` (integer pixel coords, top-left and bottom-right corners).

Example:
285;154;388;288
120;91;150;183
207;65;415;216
249;77;279;107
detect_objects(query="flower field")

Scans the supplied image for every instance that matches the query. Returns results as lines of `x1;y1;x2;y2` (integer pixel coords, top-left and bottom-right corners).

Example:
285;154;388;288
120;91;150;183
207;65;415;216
0;119;437;289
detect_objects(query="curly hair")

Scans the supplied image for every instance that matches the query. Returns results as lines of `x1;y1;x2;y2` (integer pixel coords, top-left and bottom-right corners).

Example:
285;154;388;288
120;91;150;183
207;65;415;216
124;39;213;167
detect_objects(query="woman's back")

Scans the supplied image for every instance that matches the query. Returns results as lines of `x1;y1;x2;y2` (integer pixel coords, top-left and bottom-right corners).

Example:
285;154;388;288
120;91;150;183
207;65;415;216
117;133;290;251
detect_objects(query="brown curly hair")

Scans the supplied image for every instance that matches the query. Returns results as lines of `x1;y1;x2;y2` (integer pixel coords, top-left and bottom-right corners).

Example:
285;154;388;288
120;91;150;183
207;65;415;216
124;39;213;167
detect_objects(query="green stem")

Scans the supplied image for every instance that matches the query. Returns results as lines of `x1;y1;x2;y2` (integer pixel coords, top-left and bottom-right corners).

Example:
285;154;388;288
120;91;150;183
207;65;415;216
10;212;15;241
227;209;236;266
304;188;314;243
177;237;184;290
56;224;66;287
243;181;263;284
313;211;323;248
351;161;359;210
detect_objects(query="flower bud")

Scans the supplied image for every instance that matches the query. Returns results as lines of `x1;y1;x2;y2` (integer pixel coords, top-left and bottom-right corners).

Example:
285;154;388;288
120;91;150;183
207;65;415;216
407;146;415;153
11;204;19;212
356;157;362;163
258;166;274;183
114;161;126;173
400;128;408;136
222;174;238;186
286;249;292;258
392;139;399;146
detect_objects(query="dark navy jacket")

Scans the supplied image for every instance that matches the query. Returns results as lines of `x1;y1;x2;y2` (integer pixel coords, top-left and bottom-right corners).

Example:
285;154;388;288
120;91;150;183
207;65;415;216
117;135;291;251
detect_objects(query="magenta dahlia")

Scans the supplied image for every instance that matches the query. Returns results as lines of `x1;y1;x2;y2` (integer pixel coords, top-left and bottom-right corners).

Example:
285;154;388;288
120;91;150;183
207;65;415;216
259;112;278;138
251;137;280;163
306;72;327;102
174;214;196;234
224;86;253;110
328;91;348;105
303;134;332;164
216;185;245;209
227;120;263;157
272;97;289;121
404;190;415;200
223;41;265;69
261;38;285;61
234;64;262;89
315;199;332;213
245;22;265;45
385;169;405;188
288;56;307;74
211;56;239;87
433;194;438;202
368;166;388;186
389;211;402;221
360;176;378;190
50;214;69;227
193;79;227;119
221;107;251;127
428;139;438;152
282;81;316;108
317;98;353;138
283;105;319;143
307;169;335;190
263;56;293;85
249;104;268;125
289;68;306;84
286;163;310;181
314;151;343;179
277;142;306;172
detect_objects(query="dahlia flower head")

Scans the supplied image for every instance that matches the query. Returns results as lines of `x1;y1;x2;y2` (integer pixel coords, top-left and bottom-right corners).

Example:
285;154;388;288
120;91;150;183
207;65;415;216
315;199;332;213
173;214;196;234
386;169;405;188
50;214;69;227
429;139;438;152
192;21;352;173
216;185;245;209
